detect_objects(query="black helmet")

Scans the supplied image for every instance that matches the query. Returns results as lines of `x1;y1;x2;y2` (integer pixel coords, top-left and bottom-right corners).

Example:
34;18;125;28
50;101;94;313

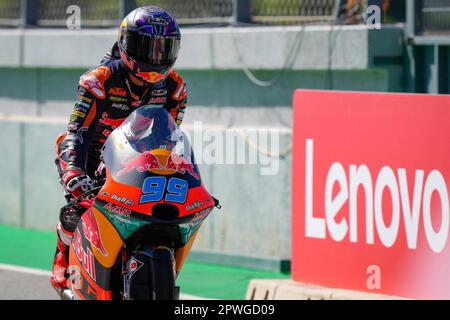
118;6;181;85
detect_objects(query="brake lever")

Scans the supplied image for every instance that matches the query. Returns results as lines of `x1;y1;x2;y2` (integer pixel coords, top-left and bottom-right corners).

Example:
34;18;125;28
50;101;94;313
213;196;221;209
66;186;102;210
78;197;96;209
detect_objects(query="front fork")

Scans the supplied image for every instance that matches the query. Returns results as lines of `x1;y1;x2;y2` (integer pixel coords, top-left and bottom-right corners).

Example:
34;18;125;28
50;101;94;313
120;228;201;300
121;246;129;299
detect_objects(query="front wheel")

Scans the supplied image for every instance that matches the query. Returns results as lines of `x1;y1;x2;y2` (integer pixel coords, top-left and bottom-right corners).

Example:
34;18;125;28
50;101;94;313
126;246;178;300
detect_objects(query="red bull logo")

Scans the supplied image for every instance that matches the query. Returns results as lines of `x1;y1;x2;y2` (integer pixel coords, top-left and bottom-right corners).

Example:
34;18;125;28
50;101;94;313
137;71;166;84
81;210;108;257
166;153;199;179
73;229;97;281
117;151;199;179
117;151;163;176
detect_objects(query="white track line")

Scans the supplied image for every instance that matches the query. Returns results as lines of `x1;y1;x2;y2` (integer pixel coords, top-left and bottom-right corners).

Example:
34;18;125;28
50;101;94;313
0;263;212;300
181;294;215;300
0;263;51;276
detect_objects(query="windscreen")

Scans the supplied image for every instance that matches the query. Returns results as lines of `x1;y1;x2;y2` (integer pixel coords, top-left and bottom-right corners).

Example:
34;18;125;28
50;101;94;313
102;105;201;189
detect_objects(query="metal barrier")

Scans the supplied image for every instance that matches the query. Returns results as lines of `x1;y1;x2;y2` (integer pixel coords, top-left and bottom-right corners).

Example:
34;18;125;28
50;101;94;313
0;0;431;29
0;0;21;26
250;0;337;25
0;0;342;27
136;0;234;24
405;0;450;95
420;0;450;35
37;0;120;27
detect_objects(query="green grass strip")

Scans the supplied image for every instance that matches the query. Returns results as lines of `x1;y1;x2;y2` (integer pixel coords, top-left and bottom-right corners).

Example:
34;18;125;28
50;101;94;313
0;224;289;299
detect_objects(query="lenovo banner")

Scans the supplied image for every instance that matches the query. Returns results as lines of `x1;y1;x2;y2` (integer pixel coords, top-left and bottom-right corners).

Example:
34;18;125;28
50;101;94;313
292;90;450;299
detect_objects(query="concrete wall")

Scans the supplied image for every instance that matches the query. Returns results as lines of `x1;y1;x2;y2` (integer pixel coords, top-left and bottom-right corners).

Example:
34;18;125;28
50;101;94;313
0;26;405;114
0;25;373;69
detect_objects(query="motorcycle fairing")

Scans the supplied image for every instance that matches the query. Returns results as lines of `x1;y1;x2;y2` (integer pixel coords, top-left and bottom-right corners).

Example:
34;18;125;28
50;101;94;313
68;206;123;300
68;188;213;300
97;167;215;224
67;106;218;300
100;106;215;223
94;196;212;245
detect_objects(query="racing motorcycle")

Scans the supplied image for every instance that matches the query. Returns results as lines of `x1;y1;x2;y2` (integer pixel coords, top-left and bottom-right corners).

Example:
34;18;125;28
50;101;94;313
60;105;220;300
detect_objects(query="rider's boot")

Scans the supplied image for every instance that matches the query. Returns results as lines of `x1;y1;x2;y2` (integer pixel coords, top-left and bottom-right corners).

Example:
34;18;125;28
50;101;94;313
50;223;73;292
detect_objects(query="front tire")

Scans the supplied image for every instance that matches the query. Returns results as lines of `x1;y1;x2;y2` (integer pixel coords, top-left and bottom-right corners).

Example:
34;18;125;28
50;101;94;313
127;246;177;300
149;247;176;300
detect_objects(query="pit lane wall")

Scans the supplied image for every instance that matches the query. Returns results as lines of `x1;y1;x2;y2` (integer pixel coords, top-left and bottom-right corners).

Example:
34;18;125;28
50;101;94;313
0;25;405;271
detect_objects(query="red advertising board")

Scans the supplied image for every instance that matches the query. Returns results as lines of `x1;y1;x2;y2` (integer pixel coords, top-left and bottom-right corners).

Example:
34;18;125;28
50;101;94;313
292;90;450;299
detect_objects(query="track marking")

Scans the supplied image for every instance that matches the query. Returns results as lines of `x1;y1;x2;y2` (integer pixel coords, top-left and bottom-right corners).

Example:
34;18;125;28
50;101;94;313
0;263;213;300
180;293;215;300
0;263;50;276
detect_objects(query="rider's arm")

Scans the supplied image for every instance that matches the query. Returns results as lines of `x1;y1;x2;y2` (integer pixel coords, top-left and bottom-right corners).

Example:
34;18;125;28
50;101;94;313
59;66;110;171
165;70;188;126
171;96;187;127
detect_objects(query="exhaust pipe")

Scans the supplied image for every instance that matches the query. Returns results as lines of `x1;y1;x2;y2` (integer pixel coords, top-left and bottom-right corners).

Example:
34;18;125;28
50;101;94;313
61;289;74;300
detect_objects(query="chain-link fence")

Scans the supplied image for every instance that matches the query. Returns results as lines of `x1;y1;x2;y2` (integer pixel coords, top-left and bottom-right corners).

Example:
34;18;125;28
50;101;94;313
0;0;416;29
0;0;342;27
420;0;450;35
0;0;21;27
137;0;234;24
250;0;337;25
37;0;120;27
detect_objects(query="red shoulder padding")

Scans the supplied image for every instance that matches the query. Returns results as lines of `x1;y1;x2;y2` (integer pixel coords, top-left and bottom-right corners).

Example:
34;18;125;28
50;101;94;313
79;66;112;99
169;70;187;101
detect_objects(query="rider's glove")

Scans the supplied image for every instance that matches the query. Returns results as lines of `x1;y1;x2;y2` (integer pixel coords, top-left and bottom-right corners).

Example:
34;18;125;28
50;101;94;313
62;167;95;199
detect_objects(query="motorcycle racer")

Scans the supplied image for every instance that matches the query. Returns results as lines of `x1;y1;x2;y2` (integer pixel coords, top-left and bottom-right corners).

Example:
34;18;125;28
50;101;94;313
51;6;188;292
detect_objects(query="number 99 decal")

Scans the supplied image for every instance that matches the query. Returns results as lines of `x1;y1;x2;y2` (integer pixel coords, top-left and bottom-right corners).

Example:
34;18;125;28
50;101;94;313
140;177;188;204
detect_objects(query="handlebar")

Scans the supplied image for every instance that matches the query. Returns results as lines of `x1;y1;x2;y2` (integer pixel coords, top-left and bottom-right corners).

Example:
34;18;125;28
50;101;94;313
64;186;102;211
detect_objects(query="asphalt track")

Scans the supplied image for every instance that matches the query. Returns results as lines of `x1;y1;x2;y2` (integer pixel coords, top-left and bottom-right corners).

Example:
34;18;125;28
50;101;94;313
0;264;59;300
0;263;206;300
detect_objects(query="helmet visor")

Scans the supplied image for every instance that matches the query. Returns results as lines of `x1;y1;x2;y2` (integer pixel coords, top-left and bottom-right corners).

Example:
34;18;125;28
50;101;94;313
122;30;180;66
